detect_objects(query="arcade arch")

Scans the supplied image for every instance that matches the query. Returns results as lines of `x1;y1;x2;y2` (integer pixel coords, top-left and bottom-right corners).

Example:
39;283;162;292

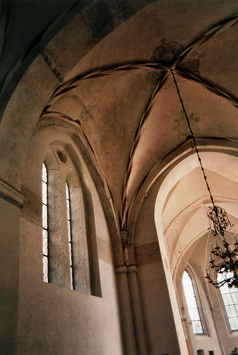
154;147;238;354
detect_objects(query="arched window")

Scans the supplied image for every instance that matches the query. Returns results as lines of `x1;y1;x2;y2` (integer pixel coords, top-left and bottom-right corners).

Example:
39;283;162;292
66;181;74;290
42;163;48;282
218;272;238;331
66;169;91;294
41;146;101;296
182;270;204;334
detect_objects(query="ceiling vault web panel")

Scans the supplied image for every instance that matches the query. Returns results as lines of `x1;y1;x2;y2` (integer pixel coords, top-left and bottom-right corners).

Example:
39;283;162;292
40;11;238;230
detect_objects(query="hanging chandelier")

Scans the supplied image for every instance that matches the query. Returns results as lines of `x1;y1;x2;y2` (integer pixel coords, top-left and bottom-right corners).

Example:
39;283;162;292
207;235;238;288
170;69;236;289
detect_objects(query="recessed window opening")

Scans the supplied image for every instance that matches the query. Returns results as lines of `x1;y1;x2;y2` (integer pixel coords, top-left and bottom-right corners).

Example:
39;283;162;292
40;145;101;296
66;181;74;290
42;163;48;282
182;270;204;334
218;271;238;331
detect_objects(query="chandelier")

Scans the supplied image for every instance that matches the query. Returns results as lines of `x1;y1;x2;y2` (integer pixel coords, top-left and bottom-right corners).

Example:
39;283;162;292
207;235;238;288
170;69;236;289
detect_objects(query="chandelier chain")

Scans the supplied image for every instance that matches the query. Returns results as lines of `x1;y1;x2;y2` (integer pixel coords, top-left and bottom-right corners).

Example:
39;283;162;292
170;69;235;288
170;69;215;207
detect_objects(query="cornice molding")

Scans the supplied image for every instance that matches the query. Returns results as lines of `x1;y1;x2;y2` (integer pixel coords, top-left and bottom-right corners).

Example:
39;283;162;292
0;178;24;209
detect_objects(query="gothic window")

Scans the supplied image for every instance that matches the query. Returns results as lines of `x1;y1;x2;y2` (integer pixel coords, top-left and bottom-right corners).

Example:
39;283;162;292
218;272;238;331
66;181;74;290
182;270;204;334
42;163;48;282
66;169;91;294
41;146;101;296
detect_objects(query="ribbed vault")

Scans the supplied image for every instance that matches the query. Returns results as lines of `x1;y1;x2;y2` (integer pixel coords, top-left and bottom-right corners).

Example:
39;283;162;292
35;1;238;233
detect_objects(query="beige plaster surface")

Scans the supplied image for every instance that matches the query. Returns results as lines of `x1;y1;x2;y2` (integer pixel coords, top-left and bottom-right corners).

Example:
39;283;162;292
2;1;238;354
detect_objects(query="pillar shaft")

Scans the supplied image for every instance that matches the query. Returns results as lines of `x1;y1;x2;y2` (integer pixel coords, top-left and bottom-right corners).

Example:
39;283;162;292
127;265;148;354
115;265;137;355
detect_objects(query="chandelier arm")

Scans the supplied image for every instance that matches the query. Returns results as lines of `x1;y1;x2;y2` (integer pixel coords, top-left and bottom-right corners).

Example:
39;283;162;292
170;69;215;208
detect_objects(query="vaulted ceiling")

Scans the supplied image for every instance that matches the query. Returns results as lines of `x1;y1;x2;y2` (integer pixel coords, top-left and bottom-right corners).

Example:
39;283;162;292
2;0;238;242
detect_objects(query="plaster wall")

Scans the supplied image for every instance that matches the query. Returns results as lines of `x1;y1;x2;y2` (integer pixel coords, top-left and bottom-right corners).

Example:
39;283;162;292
0;55;58;190
0;197;21;354
16;140;123;354
134;192;182;355
0;53;123;354
17;185;123;355
2;3;238;353
136;243;181;355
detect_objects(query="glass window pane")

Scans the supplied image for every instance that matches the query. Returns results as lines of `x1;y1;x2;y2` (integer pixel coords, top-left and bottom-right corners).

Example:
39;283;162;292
69;245;72;266
67;221;71;240
42;229;48;256
231;292;238;303
42;204;48;229
182;271;204;334
187;288;195;299
226;305;236;318
192;320;203;334
229;317;238;331
66;182;74;289
42;182;47;205
70;267;73;290
43;256;48;282
66;183;69;199
218;272;238;331
67;204;70;220
223;293;232;306
42;163;48;283
68;229;71;242
190;308;200;321
187;297;197;309
42;163;47;183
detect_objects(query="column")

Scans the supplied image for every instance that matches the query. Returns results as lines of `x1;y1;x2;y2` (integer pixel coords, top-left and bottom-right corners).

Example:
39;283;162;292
115;265;137;355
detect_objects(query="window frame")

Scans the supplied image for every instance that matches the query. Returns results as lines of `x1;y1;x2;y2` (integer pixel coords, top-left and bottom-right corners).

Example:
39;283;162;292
182;269;205;335
217;272;238;332
65;168;91;294
41;146;100;295
66;181;74;290
42;162;49;283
